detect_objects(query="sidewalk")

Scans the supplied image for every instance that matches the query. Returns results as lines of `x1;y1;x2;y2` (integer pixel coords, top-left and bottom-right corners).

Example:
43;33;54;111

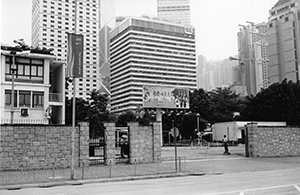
1;145;300;190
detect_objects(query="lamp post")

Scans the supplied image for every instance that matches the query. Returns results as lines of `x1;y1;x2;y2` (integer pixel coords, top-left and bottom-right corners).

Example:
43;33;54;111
196;113;200;146
168;112;179;172
10;51;17;124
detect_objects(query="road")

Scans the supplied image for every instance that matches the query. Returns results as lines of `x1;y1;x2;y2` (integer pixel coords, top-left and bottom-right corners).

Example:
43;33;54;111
2;168;300;195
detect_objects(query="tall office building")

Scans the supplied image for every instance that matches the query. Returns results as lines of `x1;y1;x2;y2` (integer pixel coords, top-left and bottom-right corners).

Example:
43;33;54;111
32;0;114;99
157;0;190;25
267;0;300;83
99;0;116;94
237;22;269;95
109;16;196;113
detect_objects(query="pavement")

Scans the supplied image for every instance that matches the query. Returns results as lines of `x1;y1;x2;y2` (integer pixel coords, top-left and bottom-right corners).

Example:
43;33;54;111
1;144;300;190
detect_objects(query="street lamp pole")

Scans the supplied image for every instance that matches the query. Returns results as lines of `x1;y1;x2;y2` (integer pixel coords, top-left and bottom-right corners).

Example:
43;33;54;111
10;51;17;124
172;118;178;172
196;113;200;146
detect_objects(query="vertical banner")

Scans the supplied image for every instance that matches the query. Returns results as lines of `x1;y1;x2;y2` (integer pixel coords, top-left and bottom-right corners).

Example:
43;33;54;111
67;33;84;78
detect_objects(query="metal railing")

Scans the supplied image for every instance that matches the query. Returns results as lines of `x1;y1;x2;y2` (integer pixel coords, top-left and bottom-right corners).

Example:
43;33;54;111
1;118;49;124
0;157;187;186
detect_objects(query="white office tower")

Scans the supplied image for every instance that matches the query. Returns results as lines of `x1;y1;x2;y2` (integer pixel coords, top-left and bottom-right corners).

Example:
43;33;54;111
237;22;269;95
32;0;105;99
109;16;197;114
267;0;300;83
157;0;190;25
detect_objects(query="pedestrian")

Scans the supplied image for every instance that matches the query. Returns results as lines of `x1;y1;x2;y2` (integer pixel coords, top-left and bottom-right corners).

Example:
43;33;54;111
222;135;230;155
120;135;128;158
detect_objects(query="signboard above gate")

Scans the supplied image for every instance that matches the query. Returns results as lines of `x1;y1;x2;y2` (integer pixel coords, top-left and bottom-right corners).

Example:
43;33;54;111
143;86;189;109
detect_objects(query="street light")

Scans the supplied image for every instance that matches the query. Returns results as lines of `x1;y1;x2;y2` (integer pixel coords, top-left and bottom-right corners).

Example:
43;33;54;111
168;111;180;172
196;113;200;146
10;51;17;124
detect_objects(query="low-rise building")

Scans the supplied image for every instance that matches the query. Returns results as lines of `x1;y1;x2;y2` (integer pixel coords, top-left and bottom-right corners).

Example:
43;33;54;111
0;48;65;124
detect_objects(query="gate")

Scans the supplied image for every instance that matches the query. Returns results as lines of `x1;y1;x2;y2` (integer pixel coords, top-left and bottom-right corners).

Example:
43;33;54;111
89;137;105;165
115;127;129;164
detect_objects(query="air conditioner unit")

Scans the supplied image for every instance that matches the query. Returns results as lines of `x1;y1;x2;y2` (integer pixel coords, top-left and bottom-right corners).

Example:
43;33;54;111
20;108;29;116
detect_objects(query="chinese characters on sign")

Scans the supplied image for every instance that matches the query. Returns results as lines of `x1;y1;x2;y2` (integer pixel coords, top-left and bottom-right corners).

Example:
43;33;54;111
143;86;189;109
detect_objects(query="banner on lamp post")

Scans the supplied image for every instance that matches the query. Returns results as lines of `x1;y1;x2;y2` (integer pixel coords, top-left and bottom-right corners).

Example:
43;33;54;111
66;33;84;78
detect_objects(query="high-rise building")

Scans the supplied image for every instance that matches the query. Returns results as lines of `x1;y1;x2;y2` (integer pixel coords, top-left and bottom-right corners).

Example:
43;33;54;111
197;56;236;91
99;0;116;94
109;16;196;113
157;0;190;25
267;0;300;83
32;0;114;99
237;22;269;95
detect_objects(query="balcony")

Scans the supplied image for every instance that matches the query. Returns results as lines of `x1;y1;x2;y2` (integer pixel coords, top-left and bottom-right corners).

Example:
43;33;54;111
49;93;63;104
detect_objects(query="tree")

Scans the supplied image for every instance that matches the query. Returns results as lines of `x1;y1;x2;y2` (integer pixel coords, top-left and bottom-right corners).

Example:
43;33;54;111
208;87;245;123
242;79;300;125
189;87;245;124
88;90;115;138
115;110;137;127
65;97;89;125
179;113;206;140
189;89;213;123
65;90;115;138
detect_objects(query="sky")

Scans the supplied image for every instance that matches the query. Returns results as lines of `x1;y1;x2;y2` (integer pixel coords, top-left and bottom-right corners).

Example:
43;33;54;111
1;0;277;60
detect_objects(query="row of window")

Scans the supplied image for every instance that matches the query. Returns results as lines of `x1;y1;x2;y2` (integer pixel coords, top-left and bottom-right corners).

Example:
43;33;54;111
5;57;44;81
5;90;44;108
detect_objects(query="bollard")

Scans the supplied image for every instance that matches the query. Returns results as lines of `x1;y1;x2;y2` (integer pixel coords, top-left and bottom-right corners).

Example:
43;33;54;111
134;159;137;176
109;160;112;178
157;162;160;174
178;157;181;172
205;146;209;158
81;161;84;180
52;163;55;179
20;164;24;182
20;164;24;172
183;156;187;172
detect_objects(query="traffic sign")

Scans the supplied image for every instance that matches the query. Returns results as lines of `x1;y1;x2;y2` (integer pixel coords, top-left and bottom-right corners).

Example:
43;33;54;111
171;127;179;137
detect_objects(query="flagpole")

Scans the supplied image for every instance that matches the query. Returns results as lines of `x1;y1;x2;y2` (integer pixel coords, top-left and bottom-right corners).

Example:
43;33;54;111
71;0;78;180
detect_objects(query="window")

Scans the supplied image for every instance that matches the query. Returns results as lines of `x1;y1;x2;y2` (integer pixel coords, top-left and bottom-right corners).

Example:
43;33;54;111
5;56;44;81
269;23;273;28
32;92;44;108
5;90;17;107
19;91;31;107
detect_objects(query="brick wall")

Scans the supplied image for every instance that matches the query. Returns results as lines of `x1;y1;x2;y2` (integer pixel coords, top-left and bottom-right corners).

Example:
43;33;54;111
0;122;89;170
247;123;300;157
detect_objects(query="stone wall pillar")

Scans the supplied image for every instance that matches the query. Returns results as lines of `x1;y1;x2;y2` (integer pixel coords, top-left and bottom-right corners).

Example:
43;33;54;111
128;122;139;164
152;122;161;162
104;123;116;165
246;122;258;157
78;122;89;167
128;122;161;164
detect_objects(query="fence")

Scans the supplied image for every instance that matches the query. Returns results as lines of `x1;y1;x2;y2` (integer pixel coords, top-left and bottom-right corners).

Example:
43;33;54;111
0;157;187;186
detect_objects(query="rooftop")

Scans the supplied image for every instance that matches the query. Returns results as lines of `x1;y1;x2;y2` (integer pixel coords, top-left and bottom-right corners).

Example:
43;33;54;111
273;0;291;8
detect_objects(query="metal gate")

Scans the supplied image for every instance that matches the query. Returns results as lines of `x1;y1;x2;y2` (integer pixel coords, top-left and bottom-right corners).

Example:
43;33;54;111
115;127;129;164
89;137;105;165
